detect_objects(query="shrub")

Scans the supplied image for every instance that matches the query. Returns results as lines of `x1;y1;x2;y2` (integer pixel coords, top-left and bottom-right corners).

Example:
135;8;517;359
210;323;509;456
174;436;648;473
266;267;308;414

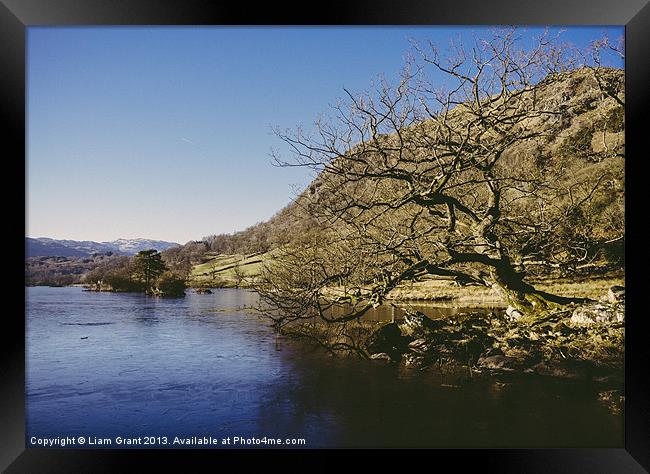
154;272;186;297
104;273;144;292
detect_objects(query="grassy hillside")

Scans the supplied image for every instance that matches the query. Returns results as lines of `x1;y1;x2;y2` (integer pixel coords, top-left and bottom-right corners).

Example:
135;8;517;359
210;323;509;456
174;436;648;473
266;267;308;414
189;252;273;288
172;68;624;301
189;249;622;306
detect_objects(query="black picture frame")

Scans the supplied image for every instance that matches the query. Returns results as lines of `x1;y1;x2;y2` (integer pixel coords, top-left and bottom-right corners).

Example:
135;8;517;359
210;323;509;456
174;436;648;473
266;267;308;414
3;0;649;471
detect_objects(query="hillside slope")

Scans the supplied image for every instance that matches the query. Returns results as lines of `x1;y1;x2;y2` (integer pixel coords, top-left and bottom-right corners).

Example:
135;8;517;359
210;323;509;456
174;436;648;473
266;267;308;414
169;67;624;289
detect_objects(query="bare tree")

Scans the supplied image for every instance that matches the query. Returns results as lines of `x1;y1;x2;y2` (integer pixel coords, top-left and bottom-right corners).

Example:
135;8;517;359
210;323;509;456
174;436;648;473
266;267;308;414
258;28;624;334
586;35;625;109
232;261;249;287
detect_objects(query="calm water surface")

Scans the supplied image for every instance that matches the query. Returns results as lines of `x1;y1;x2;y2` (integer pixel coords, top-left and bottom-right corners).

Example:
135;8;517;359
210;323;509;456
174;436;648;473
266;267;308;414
26;287;622;448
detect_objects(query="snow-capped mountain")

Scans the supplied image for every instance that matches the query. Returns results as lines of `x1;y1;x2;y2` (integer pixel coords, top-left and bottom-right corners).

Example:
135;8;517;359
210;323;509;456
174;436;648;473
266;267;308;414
26;237;180;257
100;239;180;255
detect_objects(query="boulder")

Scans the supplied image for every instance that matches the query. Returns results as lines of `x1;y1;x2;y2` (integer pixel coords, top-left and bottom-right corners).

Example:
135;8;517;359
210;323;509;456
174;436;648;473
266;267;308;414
398;311;441;337
505;305;523;321
476;354;520;371
408;338;432;354
370;353;392;362
365;322;409;361
607;285;625;304
570;302;624;325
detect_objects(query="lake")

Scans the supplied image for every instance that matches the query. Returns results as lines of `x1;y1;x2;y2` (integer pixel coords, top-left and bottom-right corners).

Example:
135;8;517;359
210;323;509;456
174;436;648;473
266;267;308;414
26;286;623;448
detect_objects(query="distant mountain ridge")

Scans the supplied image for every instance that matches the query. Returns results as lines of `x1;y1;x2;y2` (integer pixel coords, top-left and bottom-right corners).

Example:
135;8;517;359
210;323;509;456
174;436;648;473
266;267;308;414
26;237;180;257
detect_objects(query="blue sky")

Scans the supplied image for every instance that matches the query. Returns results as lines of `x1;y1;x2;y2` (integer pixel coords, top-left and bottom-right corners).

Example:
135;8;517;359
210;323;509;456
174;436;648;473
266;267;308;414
27;26;623;244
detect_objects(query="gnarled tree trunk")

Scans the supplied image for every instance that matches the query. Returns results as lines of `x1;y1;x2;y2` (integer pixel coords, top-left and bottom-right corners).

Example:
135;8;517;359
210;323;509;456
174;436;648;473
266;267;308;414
486;260;589;316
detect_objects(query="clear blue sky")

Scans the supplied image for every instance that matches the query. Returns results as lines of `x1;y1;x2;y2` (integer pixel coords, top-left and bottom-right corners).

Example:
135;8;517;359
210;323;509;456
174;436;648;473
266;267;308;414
27;26;623;244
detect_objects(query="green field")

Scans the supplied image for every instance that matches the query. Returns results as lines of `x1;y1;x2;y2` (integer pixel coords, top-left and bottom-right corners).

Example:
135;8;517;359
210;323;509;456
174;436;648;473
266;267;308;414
189;250;623;305
189;252;272;287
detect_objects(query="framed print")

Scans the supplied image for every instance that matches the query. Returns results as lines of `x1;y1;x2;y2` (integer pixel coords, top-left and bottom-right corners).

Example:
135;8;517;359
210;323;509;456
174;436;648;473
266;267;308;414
2;0;649;471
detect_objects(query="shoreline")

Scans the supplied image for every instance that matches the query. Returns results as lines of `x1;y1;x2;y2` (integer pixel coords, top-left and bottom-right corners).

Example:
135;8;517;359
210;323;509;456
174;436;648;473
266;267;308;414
28;273;624;307
27;284;625;385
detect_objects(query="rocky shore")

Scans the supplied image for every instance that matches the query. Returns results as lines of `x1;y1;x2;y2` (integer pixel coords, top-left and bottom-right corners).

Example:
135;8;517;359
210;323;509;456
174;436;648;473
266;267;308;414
365;286;625;383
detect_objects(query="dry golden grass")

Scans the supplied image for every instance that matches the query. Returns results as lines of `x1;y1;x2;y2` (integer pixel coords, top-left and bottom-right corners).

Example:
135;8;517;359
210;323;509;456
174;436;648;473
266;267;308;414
387;275;624;306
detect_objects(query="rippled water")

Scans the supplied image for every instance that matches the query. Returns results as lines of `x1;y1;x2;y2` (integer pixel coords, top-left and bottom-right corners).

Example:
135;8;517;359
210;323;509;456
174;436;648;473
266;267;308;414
26;287;622;448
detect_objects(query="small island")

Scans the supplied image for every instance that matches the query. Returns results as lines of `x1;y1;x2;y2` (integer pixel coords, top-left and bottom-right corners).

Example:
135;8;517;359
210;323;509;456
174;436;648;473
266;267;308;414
84;249;186;297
